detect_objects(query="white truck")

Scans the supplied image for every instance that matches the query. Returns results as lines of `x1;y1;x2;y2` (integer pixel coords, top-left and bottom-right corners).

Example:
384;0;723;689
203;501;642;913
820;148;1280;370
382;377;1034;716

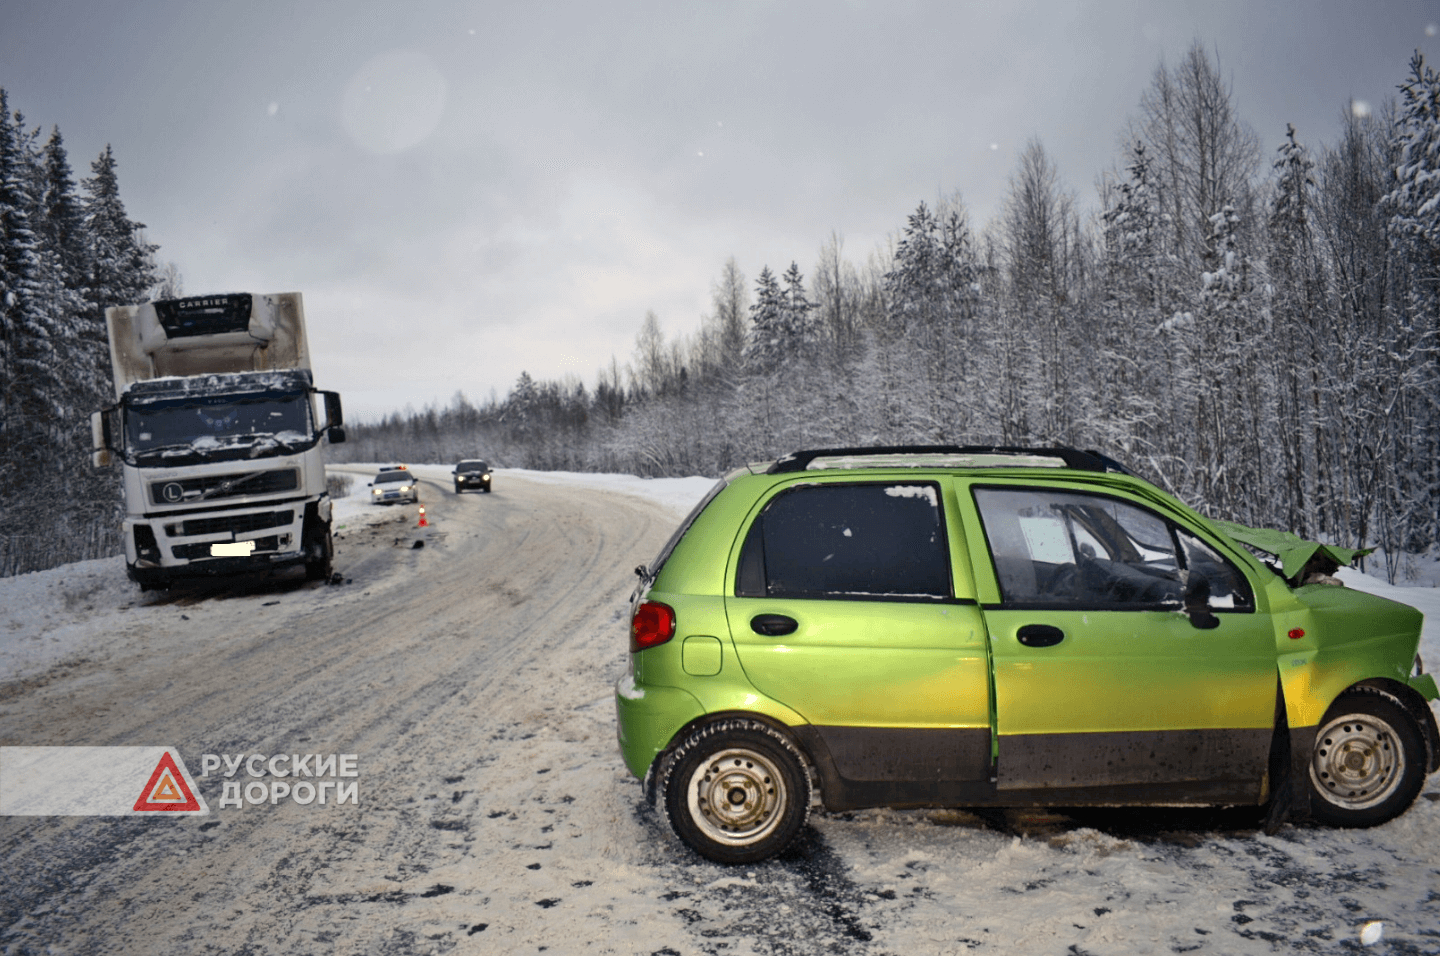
90;292;346;590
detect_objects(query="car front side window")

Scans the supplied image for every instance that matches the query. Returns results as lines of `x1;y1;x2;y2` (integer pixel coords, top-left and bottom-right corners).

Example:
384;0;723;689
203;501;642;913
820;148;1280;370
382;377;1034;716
975;487;1188;609
1177;526;1254;610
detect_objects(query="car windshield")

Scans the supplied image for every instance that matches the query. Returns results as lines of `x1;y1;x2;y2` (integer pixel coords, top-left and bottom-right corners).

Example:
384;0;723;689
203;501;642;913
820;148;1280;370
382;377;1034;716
456;461;488;472
125;393;315;466
374;471;410;484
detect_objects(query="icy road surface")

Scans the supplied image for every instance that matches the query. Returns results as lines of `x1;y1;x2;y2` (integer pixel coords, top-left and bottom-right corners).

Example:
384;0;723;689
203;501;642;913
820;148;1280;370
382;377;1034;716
1;467;1439;955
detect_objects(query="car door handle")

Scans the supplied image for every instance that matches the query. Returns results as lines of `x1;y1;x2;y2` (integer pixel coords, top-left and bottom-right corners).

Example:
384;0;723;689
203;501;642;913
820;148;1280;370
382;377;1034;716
1016;624;1065;647
751;614;798;637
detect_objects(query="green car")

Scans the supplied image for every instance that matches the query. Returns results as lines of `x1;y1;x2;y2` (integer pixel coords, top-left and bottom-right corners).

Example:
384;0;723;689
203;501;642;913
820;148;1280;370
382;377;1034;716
614;446;1438;864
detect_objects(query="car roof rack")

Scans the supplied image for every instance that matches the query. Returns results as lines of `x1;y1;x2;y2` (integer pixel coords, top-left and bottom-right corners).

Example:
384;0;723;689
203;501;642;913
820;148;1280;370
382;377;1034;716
767;445;1132;475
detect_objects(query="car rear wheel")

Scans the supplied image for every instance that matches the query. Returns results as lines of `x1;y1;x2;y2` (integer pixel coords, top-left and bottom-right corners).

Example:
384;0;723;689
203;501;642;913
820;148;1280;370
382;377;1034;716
661;719;810;864
1307;689;1426;827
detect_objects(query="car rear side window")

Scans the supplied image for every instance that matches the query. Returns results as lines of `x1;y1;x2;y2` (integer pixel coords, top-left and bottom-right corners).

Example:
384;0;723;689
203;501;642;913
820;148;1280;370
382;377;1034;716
736;483;950;600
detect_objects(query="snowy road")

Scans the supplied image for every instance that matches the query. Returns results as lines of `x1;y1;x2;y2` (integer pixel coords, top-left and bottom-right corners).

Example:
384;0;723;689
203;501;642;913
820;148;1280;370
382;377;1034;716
2;469;1439;954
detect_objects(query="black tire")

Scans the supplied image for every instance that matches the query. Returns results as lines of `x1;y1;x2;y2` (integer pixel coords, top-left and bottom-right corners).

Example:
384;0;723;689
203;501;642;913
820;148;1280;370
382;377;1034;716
1307;689;1426;827
454;482;462;494
305;527;334;581
661;719;810;864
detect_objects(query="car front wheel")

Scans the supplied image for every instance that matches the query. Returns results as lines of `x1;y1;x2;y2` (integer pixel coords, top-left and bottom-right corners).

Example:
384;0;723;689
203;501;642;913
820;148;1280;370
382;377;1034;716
661;719;810;864
1307;689;1426;827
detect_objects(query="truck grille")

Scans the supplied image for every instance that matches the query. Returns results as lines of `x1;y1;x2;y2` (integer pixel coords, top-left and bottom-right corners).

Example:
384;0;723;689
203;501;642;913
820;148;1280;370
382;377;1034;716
150;469;299;505
168;510;294;538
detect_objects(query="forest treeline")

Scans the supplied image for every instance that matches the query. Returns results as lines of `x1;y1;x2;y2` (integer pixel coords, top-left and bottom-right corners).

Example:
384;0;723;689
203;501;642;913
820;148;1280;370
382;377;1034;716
336;45;1440;582
0;88;171;575
4;46;1438;580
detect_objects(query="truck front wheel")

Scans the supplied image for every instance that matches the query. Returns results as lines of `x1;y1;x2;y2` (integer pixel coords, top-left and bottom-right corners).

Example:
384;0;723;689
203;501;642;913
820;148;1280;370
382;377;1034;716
305;527;334;581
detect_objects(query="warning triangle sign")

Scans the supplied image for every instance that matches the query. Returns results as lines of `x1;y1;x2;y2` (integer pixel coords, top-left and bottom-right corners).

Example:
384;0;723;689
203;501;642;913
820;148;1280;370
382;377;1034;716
133;751;202;812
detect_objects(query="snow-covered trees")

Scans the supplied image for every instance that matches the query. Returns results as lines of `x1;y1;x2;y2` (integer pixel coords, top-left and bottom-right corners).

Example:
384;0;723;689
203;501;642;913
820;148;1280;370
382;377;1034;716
880;198;985;440
1378;52;1440;560
331;47;1440;581
743;263;819;373
1385;53;1440;290
1132;42;1261;274
1;91;59;472
998;142;1082;444
84;145;156;328
0;91;161;575
1264;123;1323;537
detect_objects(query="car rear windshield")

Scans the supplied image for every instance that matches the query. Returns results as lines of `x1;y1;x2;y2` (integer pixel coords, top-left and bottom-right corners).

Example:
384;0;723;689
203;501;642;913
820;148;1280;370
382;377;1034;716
644;476;731;580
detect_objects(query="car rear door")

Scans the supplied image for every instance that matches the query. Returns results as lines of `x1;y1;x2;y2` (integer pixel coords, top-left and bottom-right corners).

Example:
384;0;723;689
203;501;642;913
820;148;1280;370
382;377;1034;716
724;479;993;784
963;482;1277;798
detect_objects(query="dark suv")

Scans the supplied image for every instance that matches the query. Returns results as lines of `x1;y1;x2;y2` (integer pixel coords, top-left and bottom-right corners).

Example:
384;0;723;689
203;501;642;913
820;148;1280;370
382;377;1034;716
615;446;1436;863
453;460;492;493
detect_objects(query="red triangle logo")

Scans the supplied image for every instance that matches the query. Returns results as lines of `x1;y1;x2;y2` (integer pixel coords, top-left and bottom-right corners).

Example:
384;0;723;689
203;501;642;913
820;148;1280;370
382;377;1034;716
133;752;202;812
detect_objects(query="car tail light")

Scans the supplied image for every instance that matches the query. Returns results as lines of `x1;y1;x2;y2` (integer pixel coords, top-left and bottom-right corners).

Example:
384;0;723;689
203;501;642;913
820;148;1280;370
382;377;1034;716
631;601;676;652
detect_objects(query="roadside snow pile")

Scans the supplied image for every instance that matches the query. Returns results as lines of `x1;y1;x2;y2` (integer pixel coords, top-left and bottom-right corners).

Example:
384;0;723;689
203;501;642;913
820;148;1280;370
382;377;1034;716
0;471;392;684
0;556;136;682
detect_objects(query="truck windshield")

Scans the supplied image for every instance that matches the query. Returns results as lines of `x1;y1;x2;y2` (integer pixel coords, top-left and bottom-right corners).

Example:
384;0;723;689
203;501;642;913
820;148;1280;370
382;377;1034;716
125;393;315;466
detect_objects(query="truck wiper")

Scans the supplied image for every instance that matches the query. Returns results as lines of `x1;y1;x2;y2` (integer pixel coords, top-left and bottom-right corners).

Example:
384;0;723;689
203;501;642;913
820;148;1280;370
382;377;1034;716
198;470;270;500
132;442;203;465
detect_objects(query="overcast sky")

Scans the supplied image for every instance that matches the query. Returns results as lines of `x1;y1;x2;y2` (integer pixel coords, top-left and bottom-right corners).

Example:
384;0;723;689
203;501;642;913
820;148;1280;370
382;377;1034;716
3;1;1437;419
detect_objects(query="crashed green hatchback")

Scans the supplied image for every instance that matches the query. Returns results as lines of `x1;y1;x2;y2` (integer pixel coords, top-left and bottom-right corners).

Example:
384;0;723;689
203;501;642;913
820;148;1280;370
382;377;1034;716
615;446;1437;864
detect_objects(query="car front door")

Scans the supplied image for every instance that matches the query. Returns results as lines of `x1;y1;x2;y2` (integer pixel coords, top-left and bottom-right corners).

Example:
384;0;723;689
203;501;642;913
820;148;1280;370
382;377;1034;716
967;484;1278;799
724;480;993;785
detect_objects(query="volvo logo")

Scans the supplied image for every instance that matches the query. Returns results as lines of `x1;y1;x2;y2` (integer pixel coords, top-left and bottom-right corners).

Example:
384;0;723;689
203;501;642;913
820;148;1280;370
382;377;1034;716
161;482;185;503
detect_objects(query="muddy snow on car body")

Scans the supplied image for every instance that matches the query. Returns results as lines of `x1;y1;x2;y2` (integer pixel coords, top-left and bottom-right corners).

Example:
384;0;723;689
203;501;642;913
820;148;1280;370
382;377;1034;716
1;466;1438;955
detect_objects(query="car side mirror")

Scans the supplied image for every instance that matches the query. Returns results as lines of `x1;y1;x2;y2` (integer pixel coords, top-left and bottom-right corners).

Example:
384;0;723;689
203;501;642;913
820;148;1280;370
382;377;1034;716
1183;577;1220;630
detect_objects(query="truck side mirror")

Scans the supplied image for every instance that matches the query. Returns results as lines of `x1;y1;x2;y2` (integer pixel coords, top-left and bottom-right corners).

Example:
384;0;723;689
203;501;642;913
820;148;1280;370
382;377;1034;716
327;425;347;444
323;391;344;428
90;411;113;468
